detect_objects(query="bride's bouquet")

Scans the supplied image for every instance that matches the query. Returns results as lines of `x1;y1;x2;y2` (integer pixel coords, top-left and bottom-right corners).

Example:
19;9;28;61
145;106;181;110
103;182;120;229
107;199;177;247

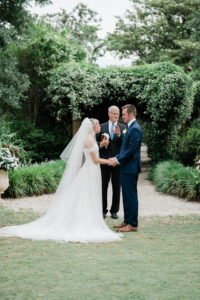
101;133;110;149
0;148;20;171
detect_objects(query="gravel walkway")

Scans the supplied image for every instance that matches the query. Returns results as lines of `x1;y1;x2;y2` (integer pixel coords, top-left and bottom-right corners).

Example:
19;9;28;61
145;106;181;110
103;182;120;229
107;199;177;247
1;147;200;217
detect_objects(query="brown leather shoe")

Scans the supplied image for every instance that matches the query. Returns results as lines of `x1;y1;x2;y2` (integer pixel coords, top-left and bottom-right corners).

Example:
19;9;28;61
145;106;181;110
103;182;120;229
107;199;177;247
113;222;127;229
118;225;137;232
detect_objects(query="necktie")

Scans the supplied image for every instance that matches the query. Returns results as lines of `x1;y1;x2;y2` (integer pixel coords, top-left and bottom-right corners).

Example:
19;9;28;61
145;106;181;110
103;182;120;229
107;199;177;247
110;122;115;140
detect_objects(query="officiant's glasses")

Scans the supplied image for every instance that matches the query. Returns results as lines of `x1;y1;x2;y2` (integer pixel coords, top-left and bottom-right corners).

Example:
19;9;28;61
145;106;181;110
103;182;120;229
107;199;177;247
110;112;120;116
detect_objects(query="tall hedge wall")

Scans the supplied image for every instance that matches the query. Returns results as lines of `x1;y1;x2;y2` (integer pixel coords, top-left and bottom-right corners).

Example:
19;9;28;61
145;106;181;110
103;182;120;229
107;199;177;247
47;62;194;164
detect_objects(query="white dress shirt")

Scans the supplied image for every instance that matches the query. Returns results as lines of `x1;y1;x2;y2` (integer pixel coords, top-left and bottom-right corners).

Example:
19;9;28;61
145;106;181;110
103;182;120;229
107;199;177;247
109;120;118;133
100;121;118;148
127;118;136;128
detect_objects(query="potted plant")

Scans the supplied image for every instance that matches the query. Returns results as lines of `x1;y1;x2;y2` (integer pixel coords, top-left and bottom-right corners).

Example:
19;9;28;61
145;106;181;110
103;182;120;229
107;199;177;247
0;148;20;196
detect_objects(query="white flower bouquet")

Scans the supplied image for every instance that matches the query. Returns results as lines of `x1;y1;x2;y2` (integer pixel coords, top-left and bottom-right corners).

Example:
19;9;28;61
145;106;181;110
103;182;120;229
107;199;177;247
101;133;110;149
101;133;110;140
0;148;20;171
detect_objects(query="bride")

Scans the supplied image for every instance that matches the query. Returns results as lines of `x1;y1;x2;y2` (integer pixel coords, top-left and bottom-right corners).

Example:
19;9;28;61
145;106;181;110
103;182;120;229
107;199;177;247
0;118;122;243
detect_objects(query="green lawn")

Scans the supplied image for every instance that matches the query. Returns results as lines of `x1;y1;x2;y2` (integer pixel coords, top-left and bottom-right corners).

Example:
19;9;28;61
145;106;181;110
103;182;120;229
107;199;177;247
0;207;200;300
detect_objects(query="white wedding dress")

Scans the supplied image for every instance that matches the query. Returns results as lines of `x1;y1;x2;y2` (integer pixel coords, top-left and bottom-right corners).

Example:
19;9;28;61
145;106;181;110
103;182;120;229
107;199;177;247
0;119;121;243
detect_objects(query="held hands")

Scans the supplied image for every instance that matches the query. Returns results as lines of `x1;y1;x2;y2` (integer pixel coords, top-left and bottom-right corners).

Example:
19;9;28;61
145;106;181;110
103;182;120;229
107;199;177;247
108;157;118;167
106;159;113;166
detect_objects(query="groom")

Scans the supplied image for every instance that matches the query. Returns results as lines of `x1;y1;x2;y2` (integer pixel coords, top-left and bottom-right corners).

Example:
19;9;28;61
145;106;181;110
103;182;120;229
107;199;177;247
109;104;143;232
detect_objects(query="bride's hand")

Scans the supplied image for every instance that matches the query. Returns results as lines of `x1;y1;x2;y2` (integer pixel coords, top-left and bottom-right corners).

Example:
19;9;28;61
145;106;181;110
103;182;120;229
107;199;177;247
100;138;109;148
106;160;113;166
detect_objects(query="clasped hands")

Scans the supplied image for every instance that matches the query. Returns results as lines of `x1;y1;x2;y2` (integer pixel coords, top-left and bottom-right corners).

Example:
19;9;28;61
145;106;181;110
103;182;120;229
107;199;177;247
108;157;118;167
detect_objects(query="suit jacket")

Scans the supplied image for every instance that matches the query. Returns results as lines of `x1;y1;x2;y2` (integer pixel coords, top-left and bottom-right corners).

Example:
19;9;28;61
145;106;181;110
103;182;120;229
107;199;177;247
96;121;125;161
116;120;143;174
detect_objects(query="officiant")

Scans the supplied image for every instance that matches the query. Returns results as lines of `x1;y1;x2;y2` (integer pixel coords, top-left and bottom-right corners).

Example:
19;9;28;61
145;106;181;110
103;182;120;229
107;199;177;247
96;105;125;219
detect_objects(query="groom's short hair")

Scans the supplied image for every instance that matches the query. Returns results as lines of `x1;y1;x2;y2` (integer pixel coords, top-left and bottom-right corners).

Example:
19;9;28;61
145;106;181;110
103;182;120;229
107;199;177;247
122;104;137;117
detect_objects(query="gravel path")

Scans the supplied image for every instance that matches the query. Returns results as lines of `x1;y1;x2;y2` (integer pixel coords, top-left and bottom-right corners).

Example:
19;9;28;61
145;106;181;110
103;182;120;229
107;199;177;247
1;147;200;217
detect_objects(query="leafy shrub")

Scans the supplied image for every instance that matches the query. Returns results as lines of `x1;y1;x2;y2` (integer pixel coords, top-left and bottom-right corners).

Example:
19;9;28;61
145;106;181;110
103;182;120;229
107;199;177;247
0;118;70;163
0;48;29;112
190;117;200;129
191;81;200;120
47;62;193;164
174;127;200;166
9;120;70;163
149;160;200;201
4;160;65;198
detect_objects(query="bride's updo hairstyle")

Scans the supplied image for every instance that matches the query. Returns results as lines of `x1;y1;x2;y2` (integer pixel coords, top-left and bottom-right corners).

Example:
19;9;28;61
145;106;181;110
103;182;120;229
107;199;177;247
90;118;99;127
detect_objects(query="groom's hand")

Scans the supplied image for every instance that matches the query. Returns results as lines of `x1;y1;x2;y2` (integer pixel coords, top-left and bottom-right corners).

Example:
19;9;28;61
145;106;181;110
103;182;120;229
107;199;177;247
108;157;118;167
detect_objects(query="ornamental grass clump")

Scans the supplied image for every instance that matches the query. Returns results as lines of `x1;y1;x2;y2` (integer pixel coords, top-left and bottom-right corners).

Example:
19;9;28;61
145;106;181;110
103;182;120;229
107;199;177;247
0;148;20;171
149;160;200;201
4;160;65;198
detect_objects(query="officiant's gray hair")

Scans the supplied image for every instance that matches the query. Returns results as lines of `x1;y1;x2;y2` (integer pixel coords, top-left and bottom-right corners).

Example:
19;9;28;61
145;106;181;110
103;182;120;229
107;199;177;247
108;105;120;112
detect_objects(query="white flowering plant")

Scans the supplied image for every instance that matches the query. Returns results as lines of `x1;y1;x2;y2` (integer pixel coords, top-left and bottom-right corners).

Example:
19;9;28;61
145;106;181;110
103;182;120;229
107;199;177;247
0;148;20;171
195;155;200;172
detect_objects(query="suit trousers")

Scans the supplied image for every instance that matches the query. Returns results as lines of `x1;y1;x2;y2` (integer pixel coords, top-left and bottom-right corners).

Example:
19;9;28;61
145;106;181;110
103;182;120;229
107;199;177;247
120;173;139;227
100;165;120;214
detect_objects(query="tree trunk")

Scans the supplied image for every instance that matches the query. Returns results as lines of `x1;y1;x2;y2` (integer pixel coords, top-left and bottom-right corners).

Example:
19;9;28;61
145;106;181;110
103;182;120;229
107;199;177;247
72;118;82;136
29;86;39;127
29;87;34;123
33;91;39;127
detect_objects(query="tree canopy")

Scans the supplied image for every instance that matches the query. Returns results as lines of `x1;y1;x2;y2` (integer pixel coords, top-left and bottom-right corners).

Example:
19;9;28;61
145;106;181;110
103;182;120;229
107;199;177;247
107;0;200;72
45;3;104;63
0;0;199;165
0;0;51;114
15;19;86;125
0;0;51;29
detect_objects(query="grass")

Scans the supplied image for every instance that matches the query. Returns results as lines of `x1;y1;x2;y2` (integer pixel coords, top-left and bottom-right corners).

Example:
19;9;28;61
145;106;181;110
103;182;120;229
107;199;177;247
0;207;200;299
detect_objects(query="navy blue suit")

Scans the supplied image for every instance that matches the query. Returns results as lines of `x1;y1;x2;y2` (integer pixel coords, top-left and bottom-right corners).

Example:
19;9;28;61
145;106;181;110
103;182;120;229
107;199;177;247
116;120;143;227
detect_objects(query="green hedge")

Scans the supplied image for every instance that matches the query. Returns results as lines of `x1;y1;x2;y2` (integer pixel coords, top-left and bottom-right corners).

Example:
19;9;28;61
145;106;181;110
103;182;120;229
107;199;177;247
174;126;200;166
47;62;194;164
149;160;200;201
4;160;65;198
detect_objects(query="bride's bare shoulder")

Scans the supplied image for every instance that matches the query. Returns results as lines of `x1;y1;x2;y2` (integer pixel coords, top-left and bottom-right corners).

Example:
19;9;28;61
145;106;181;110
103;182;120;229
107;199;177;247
84;134;95;149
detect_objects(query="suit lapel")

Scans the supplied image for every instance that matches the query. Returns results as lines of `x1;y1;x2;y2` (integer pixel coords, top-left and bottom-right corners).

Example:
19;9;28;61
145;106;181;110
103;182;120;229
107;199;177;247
101;122;109;134
106;122;109;133
122;121;136;143
106;122;109;135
